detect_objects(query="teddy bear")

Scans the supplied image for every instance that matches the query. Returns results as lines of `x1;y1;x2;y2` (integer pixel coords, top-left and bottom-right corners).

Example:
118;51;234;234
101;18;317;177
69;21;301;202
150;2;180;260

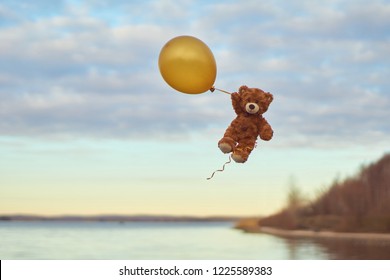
218;85;274;163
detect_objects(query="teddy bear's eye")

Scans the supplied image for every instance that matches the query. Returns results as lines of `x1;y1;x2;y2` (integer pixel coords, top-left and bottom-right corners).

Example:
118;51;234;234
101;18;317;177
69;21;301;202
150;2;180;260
255;100;259;103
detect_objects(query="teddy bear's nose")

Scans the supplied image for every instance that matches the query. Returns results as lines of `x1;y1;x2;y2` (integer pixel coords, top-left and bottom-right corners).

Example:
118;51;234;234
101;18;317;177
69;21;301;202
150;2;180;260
249;104;255;110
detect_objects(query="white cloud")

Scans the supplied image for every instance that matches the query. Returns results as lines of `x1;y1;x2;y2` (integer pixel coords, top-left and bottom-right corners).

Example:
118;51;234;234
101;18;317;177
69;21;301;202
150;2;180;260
0;0;389;147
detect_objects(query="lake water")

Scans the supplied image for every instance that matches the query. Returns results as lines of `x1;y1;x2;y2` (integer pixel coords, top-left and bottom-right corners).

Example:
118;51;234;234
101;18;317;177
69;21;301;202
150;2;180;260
1;221;390;260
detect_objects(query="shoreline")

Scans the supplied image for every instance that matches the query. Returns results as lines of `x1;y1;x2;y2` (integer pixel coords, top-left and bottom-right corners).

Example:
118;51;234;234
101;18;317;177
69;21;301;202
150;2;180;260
238;226;390;241
0;214;240;223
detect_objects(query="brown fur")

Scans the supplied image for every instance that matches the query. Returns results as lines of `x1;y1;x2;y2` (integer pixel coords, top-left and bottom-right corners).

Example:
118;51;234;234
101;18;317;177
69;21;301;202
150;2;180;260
218;85;274;163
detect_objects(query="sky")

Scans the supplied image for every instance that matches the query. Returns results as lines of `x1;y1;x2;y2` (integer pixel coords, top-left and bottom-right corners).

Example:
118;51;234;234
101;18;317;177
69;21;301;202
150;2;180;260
0;0;389;217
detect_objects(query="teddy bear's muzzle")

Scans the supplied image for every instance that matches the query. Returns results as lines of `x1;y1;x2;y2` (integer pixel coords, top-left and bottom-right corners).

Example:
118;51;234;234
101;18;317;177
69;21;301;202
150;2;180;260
245;103;260;114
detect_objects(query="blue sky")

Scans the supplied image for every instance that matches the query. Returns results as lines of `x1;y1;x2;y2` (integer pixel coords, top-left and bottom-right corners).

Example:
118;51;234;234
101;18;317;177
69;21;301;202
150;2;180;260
0;0;389;216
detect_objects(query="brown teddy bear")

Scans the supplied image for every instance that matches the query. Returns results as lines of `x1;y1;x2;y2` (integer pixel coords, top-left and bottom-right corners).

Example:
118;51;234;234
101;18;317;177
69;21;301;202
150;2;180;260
218;85;274;163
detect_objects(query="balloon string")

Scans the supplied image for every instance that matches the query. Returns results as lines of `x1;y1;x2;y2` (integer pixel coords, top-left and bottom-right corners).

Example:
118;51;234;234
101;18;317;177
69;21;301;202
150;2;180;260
210;86;231;95
207;155;232;180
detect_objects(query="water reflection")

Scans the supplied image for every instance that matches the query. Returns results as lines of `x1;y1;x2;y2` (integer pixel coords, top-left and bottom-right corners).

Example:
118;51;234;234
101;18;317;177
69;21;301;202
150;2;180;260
2;221;390;259
283;237;390;260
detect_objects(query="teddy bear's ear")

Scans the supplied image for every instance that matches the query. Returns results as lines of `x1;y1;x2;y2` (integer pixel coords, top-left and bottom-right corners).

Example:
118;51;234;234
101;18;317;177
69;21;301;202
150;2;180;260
239;85;248;94
266;92;274;104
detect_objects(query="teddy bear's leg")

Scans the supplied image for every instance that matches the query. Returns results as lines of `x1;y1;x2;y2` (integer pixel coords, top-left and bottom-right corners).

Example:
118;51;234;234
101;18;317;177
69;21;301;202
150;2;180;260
218;124;237;154
218;136;236;154
231;138;256;163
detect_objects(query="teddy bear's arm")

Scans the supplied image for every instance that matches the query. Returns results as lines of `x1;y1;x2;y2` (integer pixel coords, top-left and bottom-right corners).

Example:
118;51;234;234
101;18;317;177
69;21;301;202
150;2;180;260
259;117;273;141
231;92;242;115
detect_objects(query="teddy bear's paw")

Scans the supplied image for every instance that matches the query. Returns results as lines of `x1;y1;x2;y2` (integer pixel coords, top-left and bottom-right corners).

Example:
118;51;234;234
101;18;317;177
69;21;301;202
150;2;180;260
260;128;273;141
232;153;247;163
218;142;233;154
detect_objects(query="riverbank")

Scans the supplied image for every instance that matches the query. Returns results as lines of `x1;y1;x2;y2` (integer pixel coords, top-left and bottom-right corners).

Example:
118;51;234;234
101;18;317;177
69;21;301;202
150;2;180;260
236;224;390;242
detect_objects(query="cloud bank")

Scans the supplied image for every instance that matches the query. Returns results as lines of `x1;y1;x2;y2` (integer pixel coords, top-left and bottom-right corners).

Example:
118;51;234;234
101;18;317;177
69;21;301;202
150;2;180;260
0;0;389;147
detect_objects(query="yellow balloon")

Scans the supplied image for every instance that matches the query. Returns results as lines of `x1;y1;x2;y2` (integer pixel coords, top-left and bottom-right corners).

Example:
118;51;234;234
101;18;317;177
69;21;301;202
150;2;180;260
159;36;217;94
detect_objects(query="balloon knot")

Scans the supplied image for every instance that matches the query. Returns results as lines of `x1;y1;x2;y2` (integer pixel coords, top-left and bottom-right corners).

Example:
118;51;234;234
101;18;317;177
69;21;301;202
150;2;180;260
210;86;215;92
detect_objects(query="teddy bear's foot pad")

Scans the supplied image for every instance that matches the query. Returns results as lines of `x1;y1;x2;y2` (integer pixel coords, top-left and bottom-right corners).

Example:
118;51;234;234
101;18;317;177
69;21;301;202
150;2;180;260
232;153;247;163
218;142;233;153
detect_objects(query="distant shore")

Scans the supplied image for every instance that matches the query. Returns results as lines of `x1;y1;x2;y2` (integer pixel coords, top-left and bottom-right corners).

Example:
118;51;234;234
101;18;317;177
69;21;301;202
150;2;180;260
0;214;241;223
237;225;390;241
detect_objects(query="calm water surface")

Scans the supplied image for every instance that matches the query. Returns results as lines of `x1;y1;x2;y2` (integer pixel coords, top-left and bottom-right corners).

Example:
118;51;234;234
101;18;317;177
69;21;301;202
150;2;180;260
1;221;389;259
